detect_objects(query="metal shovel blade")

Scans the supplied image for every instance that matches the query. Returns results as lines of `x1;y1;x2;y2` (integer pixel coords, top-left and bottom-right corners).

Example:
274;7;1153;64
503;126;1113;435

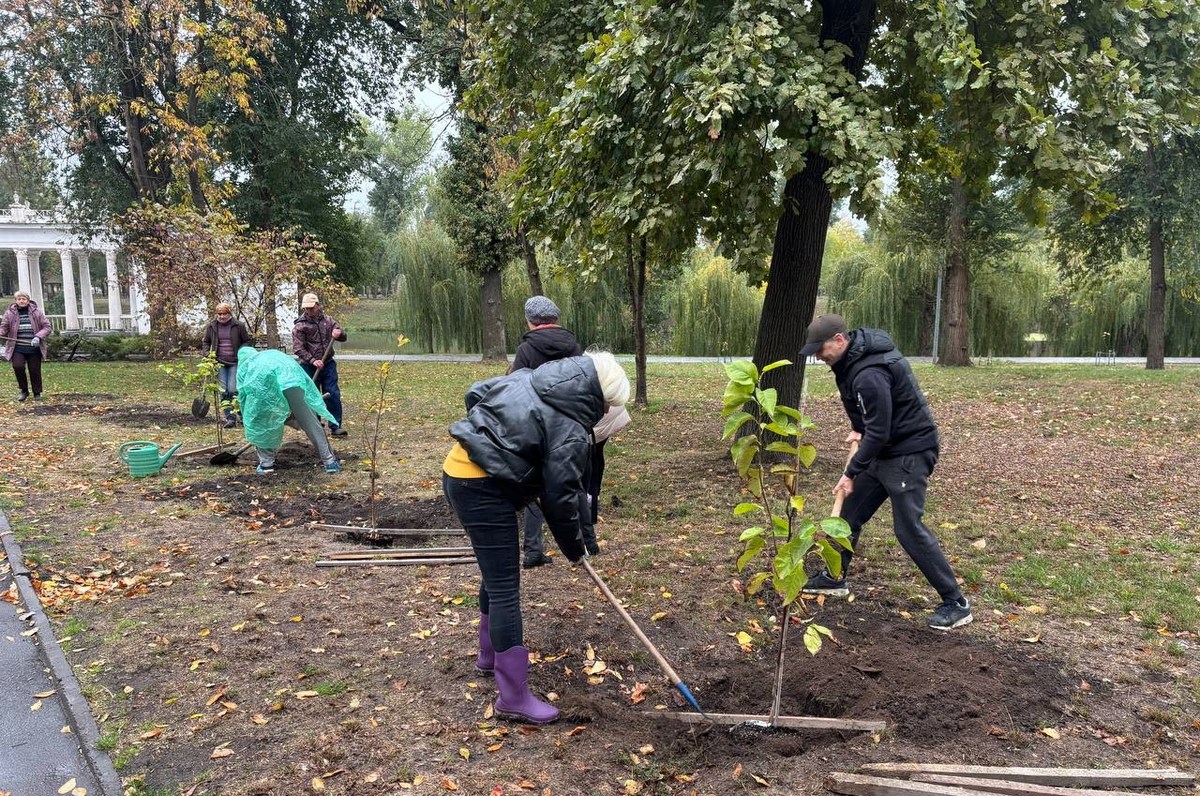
191;396;211;418
210;442;252;465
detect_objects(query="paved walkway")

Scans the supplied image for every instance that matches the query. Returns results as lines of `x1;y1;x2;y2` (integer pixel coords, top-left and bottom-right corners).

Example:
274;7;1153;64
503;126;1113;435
0;513;121;795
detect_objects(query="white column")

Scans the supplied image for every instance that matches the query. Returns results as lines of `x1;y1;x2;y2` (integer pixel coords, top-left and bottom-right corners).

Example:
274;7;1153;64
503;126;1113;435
76;251;96;319
14;248;31;296
128;258;150;334
104;249;122;331
58;248;80;330
27;250;44;306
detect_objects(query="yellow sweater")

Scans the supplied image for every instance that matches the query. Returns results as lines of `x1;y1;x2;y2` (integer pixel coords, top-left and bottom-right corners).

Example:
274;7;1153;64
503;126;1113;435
442;441;486;479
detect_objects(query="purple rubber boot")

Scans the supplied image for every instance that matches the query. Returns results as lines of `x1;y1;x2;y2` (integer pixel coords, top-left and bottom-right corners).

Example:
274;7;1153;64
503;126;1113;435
493;646;559;724
475;614;494;676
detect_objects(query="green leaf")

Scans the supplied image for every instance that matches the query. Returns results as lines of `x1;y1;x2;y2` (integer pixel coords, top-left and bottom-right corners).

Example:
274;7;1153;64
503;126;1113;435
771;515;790;538
747;466;763;497
722;381;753;413
738;525;766;541
789;495;806;513
756;387;778;418
760;359;792;374
737;537;764;571
733;502;762;516
763;421;798;436
730;436;758;477
746;571;772;596
817;538;844;578
722;411;754;439
820;516;852;539
797;444;818;468
765;441;801;455
803;625;823;655
775;405;802;421
724;359;758;386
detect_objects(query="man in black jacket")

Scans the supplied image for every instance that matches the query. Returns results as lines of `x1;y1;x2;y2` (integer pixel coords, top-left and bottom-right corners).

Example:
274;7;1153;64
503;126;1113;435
799;315;972;630
509;296;582;568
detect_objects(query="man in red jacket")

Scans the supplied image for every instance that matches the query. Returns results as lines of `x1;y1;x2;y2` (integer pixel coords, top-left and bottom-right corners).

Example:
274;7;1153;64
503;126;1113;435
292;293;348;437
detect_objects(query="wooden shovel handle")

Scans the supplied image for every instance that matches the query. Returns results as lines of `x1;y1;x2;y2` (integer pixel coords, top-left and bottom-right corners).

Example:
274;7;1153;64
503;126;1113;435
582;559;686;688
830;440;860;519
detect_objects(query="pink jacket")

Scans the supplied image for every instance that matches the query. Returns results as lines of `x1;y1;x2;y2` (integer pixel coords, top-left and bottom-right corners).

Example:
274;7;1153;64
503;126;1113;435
1;301;52;359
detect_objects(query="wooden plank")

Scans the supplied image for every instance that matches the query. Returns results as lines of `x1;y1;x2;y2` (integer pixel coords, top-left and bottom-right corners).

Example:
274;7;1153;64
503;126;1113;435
913;773;1149;796
859;764;1192;788
315;556;477;568
825;773;994;796
178;444;221;456
659;711;885;732
321;547;474;560
313;524;466;537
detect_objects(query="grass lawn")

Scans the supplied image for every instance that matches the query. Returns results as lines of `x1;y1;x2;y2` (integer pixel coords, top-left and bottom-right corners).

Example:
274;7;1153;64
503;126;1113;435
1;358;1197;794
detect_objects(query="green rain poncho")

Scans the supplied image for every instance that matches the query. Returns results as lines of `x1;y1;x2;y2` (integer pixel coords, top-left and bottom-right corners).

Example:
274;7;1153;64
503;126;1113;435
236;347;334;451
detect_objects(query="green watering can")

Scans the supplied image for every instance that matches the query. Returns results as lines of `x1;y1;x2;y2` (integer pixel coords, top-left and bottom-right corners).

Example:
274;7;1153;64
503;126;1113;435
117;441;184;478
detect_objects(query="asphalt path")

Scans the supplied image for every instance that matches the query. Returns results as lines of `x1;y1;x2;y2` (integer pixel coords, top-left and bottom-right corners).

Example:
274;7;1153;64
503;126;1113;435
1;515;121;795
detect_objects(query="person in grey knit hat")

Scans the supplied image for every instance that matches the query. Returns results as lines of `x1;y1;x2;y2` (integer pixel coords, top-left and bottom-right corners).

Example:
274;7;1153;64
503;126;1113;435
509;295;582;566
523;295;561;325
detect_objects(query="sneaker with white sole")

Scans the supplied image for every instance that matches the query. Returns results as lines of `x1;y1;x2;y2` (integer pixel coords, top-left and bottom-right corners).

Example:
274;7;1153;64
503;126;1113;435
256;465;275;475
929;597;973;630
324;460;342;474
801;570;850;597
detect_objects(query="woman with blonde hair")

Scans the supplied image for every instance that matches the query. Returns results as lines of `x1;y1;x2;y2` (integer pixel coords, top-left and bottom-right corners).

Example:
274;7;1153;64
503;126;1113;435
0;291;52;401
442;350;630;724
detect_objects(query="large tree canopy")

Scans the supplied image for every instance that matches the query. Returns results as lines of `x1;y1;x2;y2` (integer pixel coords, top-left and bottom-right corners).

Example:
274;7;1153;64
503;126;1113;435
468;0;1194;393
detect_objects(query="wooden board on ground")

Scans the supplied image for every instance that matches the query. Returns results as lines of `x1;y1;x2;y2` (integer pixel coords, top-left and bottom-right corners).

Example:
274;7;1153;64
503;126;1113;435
859;764;1193;788
315;556;477;568
912;773;1150;796
321;547;474;560
659;711;886;732
825;772;994;796
313;524;467;537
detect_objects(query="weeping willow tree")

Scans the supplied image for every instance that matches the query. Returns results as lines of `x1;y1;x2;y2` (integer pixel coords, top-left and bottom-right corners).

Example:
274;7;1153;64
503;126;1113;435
391;222;483;353
501;260;637;353
670;249;764;357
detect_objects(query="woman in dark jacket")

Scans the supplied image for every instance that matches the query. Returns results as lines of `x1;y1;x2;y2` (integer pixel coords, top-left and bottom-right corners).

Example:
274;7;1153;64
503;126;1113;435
0;291;52;401
201;303;253;427
443;351;630;724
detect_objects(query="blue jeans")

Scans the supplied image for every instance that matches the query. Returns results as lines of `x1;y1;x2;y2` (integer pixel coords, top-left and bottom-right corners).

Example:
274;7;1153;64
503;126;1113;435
217;363;238;419
443;474;526;653
300;359;343;429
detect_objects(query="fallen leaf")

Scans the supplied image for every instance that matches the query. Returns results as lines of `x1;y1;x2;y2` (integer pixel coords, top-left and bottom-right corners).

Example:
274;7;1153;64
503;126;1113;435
440;776;458;791
650;612;667;621
311;778;325;792
58;780;76;795
35;690;57;698
139;728;162;740
1041;727;1061;739
458;747;469;760
751;773;770;786
210;746;234;759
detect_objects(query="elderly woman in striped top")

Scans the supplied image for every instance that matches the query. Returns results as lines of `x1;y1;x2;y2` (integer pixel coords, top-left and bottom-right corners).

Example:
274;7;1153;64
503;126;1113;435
0;291;52;401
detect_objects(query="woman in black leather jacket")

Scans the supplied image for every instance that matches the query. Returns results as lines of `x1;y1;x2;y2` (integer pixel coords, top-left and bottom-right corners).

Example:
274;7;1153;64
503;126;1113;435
442;351;630;724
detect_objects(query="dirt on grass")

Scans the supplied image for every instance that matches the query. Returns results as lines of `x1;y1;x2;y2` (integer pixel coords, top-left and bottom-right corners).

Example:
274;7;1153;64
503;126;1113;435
2;373;1198;796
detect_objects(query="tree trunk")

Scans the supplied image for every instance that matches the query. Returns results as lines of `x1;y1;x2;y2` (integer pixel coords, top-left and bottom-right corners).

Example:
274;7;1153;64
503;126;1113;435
626;233;649;406
939;176;972;366
919;282;937;356
1144;145;1166;370
751;0;876;407
517;225;543;296
753;158;832;409
479;266;507;362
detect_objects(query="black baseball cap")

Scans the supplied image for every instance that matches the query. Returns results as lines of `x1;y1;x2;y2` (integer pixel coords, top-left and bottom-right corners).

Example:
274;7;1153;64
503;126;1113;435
799;314;848;357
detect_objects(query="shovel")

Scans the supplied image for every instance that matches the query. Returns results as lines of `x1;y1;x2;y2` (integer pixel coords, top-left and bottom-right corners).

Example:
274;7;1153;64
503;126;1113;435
191;375;211;419
210;442;253;466
581;559;708;718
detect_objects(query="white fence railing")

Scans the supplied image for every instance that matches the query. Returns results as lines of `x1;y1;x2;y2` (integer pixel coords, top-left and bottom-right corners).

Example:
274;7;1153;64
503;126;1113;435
47;315;137;333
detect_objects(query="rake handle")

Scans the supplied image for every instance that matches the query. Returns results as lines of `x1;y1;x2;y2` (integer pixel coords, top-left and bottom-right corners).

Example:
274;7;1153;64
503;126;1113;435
582;559;685;688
